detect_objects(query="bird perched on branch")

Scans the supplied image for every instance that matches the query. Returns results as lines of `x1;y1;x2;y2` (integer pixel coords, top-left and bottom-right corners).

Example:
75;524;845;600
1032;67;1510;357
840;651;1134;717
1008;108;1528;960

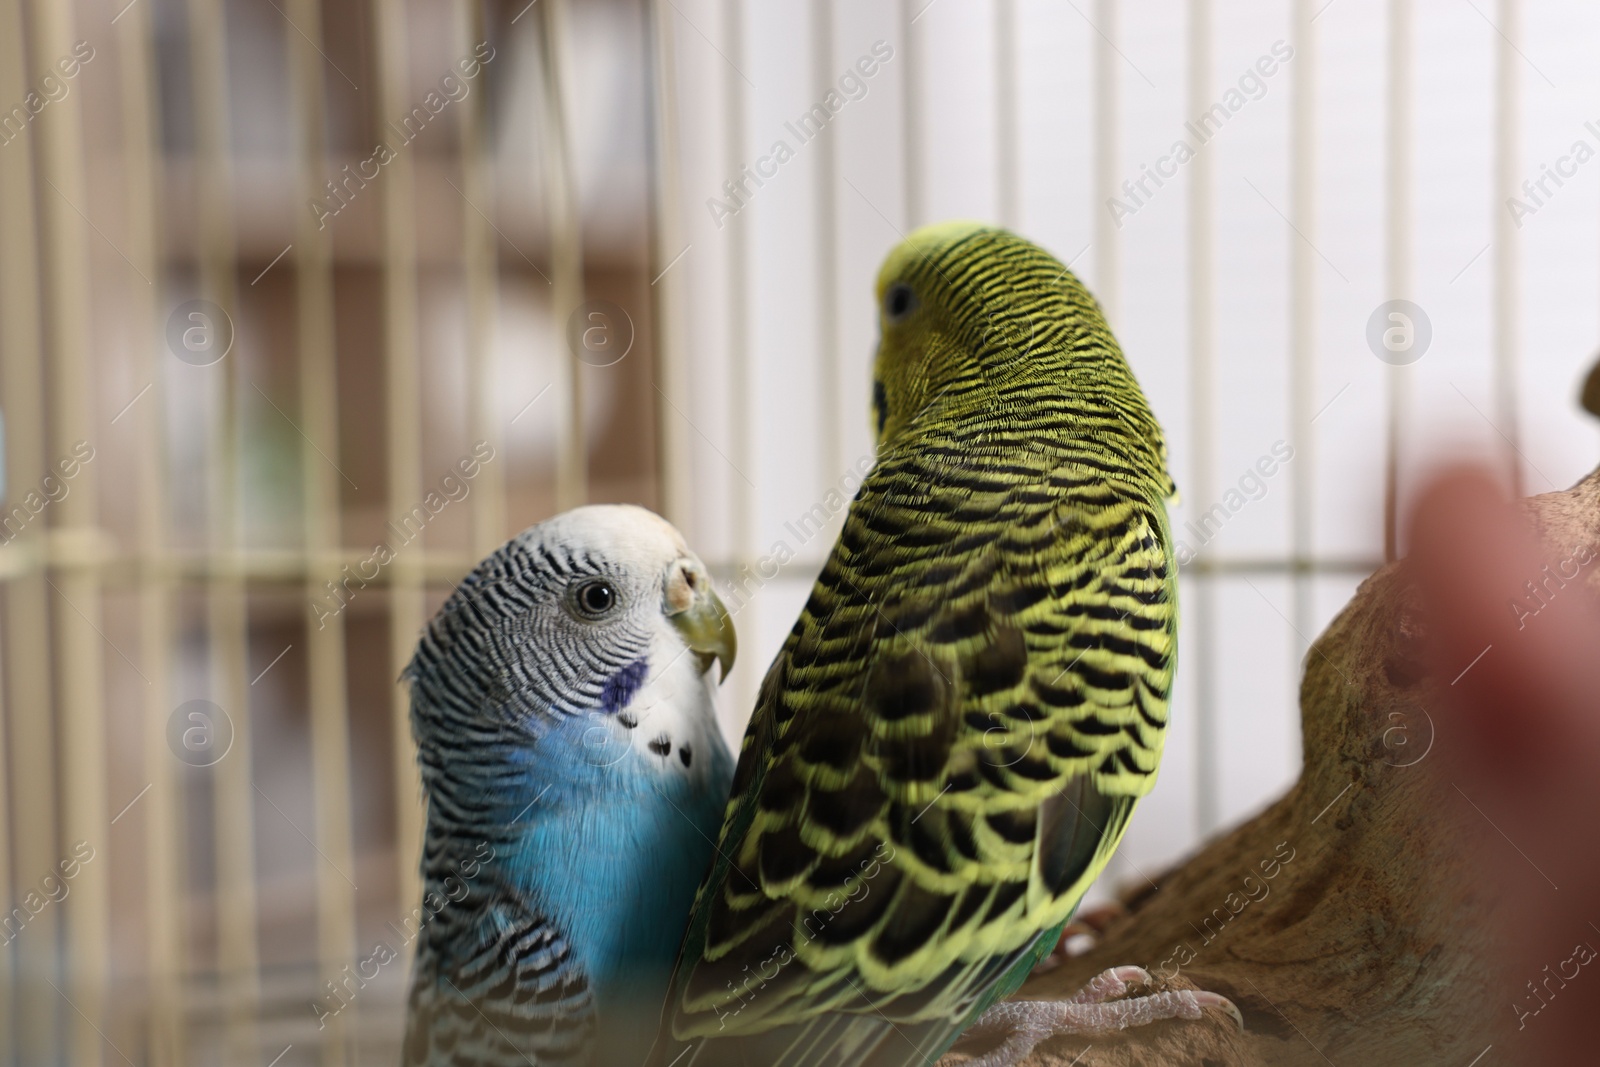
401;505;736;1067
648;223;1237;1067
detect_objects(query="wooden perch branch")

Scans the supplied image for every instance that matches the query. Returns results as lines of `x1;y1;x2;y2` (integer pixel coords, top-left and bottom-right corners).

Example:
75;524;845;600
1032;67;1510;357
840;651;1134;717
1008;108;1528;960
942;469;1600;1067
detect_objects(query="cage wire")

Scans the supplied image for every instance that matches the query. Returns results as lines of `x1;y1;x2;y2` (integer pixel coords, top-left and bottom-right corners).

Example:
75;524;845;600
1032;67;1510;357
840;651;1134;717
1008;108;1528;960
0;0;1596;1064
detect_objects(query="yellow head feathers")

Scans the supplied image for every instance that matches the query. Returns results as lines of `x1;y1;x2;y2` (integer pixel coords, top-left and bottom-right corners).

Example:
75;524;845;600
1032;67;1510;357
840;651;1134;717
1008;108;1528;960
868;222;1173;498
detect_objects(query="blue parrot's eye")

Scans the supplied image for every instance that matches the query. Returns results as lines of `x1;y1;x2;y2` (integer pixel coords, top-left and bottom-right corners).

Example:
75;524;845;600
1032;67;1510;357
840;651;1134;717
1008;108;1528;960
570;579;619;620
884;283;916;322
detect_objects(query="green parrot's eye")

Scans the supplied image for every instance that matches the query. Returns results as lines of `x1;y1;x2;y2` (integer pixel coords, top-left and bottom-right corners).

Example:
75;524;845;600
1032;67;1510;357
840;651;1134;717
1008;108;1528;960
884;283;917;322
570;578;619;620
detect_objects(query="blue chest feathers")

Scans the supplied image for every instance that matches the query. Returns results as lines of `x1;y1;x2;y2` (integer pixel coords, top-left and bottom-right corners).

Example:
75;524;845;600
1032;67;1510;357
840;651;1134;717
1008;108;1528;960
499;712;731;1013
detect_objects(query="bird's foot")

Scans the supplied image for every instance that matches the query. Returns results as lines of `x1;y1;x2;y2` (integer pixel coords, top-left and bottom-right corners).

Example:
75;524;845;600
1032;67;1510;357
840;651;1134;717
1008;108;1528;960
1031;903;1127;974
957;967;1242;1067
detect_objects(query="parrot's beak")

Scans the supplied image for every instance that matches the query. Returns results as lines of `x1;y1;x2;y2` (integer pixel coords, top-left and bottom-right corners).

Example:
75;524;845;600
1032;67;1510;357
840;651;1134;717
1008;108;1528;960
664;560;736;684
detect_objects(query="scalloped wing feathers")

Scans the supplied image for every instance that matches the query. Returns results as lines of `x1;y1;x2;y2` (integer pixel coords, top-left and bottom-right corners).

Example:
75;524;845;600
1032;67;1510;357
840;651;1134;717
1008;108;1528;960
650;226;1177;1067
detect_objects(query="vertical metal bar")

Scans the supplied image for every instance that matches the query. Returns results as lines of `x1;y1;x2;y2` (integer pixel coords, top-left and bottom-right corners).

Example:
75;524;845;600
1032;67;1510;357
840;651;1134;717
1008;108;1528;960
721;0;757;717
28;1;108;1062
373;0;425;938
813;0;842;488
898;0;922;228
461;1;507;549
119;2;187;1061
995;0;1020;230
536;0;587;513
1290;0;1317;645
1187;0;1219;836
0;486;11;1067
1384;0;1412;563
1492;0;1523;496
0;5;53;1059
184;0;260;1058
1092;0;1119;323
0;582;11;1067
647;0;692;529
285;2;358;1062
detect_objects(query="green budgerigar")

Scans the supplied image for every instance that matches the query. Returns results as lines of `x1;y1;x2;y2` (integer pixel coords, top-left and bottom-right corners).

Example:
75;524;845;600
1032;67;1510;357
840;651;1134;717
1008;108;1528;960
647;223;1238;1067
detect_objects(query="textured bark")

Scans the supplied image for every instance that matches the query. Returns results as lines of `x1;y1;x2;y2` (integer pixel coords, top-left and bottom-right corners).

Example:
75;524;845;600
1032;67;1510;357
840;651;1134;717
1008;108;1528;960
942;470;1600;1067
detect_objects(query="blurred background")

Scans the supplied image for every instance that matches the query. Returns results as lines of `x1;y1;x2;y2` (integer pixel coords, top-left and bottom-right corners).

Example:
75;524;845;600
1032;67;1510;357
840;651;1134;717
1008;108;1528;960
0;0;1597;1063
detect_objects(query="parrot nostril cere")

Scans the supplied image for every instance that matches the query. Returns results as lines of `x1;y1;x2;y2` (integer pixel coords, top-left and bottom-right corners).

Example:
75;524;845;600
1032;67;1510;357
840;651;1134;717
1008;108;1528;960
665;564;695;613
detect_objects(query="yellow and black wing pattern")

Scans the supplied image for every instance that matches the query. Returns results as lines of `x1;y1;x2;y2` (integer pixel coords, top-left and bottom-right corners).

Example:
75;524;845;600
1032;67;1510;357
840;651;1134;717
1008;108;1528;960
648;434;1176;1067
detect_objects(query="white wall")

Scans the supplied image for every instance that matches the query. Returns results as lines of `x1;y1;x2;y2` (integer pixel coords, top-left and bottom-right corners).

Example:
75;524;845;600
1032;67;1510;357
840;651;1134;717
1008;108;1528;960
662;0;1600;893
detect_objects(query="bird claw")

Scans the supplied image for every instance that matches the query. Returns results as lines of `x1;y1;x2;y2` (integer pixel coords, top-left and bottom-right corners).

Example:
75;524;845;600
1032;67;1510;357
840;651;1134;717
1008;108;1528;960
1066;965;1151;1004
1190;989;1245;1031
956;967;1244;1067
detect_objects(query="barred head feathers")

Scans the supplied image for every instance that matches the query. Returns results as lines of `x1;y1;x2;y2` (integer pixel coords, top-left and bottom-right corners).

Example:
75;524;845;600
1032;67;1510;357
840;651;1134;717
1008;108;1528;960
870;221;1174;500
405;505;734;806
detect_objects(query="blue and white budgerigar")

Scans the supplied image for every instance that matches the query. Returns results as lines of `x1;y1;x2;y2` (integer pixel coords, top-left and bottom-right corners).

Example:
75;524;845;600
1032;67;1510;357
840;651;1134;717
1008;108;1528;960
400;505;737;1066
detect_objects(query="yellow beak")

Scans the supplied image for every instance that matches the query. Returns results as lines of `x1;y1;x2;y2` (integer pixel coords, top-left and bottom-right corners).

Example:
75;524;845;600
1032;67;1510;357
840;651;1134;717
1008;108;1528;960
665;561;736;684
